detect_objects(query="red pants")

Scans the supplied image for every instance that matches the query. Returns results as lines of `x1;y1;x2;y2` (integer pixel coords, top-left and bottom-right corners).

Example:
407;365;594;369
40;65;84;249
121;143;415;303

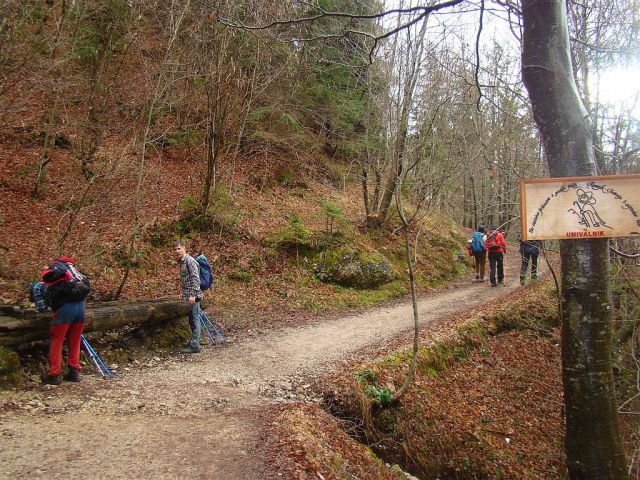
48;322;84;376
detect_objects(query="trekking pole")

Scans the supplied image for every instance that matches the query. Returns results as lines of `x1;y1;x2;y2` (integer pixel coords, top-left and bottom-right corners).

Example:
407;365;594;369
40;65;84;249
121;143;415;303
81;339;104;378
199;316;216;345
87;340;112;378
81;335;112;378
195;303;215;345
82;336;111;378
201;311;225;343
81;336;104;377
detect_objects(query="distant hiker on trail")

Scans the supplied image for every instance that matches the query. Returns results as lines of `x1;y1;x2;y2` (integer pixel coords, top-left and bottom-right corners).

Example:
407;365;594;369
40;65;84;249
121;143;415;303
174;240;203;354
468;225;487;281
31;257;91;385
518;234;542;285
486;226;507;287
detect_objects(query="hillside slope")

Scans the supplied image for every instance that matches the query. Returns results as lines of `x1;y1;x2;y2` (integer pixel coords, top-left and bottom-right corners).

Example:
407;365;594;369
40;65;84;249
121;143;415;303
0;137;470;334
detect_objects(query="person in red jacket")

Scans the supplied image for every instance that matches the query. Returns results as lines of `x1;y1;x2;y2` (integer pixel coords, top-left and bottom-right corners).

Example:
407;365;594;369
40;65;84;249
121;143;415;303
485;226;507;287
34;257;90;385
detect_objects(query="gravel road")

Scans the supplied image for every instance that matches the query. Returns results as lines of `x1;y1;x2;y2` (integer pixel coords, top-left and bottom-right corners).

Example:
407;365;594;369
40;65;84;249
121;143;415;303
0;257;526;479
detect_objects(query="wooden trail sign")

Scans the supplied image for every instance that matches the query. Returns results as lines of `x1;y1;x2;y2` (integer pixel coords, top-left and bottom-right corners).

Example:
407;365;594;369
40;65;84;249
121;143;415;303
520;174;640;241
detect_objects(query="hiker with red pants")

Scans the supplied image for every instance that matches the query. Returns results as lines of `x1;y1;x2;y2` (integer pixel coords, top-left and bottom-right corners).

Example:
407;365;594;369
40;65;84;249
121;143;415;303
486;226;507;287
31;257;91;385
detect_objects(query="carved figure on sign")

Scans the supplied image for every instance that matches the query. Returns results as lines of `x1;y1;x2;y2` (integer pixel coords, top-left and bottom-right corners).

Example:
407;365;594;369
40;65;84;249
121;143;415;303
568;189;612;229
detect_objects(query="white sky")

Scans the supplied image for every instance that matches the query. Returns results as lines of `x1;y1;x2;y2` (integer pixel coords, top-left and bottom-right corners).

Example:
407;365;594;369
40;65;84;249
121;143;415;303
595;67;640;112
382;1;640;117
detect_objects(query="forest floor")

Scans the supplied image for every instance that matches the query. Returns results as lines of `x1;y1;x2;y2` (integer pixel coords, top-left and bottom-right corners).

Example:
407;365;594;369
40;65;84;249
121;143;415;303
0;255;531;479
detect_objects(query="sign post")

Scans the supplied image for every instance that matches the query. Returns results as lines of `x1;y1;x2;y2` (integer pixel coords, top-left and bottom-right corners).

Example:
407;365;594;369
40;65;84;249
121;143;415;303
520;174;640;241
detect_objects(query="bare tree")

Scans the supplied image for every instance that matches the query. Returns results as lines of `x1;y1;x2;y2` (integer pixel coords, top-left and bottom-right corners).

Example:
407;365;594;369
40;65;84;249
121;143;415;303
115;0;192;299
567;0;640;176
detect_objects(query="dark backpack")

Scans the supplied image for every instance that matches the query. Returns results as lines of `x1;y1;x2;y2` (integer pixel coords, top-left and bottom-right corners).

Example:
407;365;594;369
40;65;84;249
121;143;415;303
520;239;541;254
195;254;213;291
42;260;91;310
470;231;485;254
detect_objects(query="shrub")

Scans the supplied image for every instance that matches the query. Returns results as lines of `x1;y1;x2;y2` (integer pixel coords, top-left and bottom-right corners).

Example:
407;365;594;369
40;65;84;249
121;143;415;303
276;170;295;187
263;214;312;254
0;347;20;375
176;187;241;236
356;367;392;406
322;200;348;235
157;127;202;148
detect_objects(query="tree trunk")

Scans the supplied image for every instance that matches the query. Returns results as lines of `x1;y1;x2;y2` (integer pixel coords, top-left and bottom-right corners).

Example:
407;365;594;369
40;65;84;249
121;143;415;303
201;107;216;213
0;298;191;347
470;175;478;228
521;1;628;479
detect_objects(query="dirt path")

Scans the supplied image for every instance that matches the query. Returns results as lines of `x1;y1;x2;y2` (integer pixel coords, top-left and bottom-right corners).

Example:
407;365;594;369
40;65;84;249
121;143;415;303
0;256;530;479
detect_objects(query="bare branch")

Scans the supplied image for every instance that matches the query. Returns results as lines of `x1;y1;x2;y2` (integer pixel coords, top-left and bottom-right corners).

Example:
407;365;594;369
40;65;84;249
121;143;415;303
219;1;465;31
610;246;640;259
571;36;640;54
219;0;466;67
474;0;485;110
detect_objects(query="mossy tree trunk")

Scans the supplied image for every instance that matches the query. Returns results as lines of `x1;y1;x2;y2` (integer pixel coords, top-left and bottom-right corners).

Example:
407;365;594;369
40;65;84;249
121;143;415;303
521;1;628;478
0;298;191;347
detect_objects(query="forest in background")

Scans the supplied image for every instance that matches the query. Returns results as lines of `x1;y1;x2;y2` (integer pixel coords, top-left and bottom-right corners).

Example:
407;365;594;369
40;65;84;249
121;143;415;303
1;1;640;478
1;1;638;292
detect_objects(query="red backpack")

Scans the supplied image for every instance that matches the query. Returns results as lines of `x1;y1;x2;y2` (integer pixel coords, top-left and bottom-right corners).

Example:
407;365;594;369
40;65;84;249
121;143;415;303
485;231;503;252
42;258;91;310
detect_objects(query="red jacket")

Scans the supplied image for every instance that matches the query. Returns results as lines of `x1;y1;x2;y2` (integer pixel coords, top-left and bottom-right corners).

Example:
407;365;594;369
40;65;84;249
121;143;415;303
486;230;506;253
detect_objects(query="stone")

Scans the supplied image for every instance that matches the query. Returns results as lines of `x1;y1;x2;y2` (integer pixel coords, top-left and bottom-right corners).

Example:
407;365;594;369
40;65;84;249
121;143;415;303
314;247;397;289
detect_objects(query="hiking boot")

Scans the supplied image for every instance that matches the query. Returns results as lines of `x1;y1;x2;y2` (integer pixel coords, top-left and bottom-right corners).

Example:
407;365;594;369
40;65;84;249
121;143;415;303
180;346;200;354
491;283;497;287
63;367;81;382
520;277;525;285
41;374;62;385
475;275;479;280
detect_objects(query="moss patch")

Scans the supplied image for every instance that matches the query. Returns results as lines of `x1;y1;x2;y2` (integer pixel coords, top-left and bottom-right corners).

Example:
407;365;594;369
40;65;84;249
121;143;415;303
0;347;20;374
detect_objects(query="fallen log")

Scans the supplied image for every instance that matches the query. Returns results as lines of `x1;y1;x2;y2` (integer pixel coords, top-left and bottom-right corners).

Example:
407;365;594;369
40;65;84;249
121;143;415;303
0;298;191;347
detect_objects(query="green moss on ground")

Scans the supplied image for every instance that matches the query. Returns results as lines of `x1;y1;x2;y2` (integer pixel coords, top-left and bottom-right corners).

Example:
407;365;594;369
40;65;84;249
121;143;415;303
0;347;20;374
